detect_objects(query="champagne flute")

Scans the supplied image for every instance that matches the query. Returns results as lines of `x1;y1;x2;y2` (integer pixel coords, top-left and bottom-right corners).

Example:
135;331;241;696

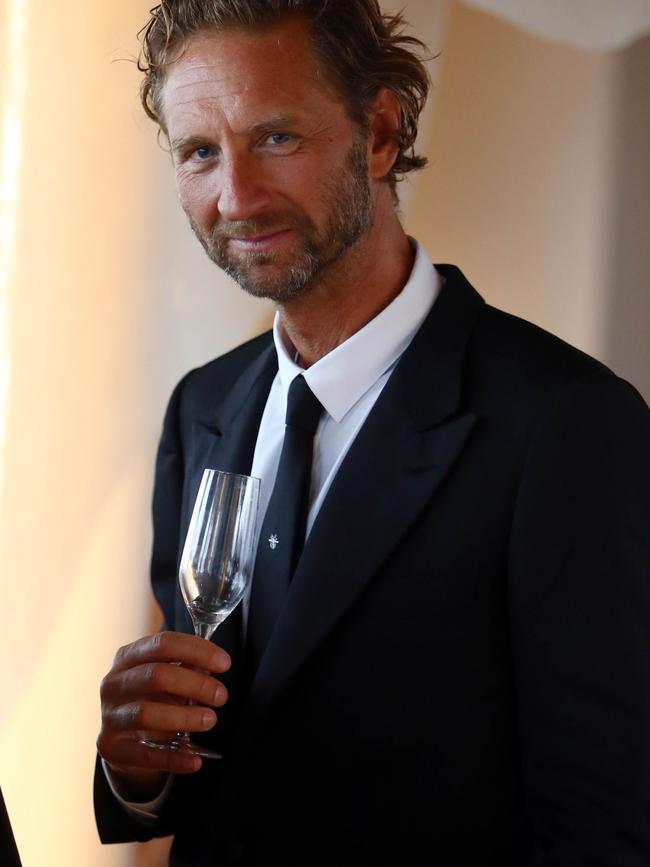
141;468;260;759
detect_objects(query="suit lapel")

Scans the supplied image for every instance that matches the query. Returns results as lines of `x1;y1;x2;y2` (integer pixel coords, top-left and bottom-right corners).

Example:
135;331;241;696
184;342;277;520
246;266;485;717
173;341;277;637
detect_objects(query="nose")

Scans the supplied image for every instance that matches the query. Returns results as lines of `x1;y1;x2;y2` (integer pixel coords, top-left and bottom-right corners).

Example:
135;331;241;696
217;152;271;223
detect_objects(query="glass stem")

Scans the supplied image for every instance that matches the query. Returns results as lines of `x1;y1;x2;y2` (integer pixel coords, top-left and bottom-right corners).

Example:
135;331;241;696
175;698;196;744
193;621;219;641
173;621;219;743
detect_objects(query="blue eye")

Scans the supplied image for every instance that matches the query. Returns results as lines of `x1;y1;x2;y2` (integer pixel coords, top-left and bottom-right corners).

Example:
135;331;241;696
193;146;214;160
268;133;291;145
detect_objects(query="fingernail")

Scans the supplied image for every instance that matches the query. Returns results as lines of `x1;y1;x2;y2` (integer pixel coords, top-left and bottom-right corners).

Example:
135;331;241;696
213;684;226;705
213;651;231;671
202;710;217;727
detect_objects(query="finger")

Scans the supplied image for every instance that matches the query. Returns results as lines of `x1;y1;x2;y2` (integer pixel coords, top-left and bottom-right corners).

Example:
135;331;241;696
108;701;218;735
102;735;204;776
111;632;231;675
102;662;229;707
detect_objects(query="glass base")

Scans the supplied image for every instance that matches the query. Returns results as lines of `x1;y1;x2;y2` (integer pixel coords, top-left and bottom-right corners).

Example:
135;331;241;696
140;735;222;760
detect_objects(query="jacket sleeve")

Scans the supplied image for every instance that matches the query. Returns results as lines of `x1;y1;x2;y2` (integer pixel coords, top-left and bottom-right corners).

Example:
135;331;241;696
509;374;650;865
94;374;189;844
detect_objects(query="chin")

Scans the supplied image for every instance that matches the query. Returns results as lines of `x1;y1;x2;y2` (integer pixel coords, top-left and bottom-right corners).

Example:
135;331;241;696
233;272;317;304
217;255;323;304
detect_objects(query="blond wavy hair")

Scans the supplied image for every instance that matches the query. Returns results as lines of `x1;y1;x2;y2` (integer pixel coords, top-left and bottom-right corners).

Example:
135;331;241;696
138;0;431;194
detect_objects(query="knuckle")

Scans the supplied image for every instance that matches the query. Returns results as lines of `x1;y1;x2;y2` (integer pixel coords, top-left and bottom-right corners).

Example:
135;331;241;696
96;730;112;758
131;703;149;729
144;662;167;691
112;643;129;668
113;701;149;734
99;669;120;701
152;631;173;657
135;702;167;732
100;695;118;726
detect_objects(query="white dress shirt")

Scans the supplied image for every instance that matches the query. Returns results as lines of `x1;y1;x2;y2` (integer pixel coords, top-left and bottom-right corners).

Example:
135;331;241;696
252;238;440;541
106;237;441;817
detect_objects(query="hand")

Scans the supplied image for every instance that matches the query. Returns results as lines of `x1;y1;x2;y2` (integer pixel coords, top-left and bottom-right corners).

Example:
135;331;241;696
97;631;231;799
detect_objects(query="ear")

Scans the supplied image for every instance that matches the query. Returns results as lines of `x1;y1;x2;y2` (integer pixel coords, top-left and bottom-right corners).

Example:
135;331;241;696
367;88;401;180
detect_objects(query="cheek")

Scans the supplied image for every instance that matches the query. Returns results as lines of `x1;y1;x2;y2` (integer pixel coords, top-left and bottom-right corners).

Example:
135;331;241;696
176;173;219;225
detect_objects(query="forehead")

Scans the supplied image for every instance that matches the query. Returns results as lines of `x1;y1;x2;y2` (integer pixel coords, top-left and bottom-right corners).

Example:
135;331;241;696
159;17;342;132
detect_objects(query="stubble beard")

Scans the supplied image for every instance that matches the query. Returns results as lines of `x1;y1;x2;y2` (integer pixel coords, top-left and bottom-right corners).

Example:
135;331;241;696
187;139;374;304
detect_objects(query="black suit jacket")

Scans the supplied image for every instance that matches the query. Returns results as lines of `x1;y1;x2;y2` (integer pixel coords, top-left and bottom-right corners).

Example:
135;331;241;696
95;265;650;866
0;786;22;867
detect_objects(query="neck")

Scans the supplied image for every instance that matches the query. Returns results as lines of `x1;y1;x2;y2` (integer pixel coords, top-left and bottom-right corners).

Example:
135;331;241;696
277;202;414;368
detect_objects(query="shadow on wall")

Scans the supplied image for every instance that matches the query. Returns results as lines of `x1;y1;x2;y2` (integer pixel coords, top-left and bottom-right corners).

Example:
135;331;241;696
604;34;650;405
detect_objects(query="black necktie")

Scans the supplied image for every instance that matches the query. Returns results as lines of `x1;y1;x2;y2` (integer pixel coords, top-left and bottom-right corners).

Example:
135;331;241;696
246;374;323;678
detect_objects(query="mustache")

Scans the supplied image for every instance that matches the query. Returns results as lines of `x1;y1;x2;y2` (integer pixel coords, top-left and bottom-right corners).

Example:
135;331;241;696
210;213;313;242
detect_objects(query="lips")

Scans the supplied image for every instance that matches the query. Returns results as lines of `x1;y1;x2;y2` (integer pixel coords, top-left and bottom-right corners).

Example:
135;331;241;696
227;229;292;250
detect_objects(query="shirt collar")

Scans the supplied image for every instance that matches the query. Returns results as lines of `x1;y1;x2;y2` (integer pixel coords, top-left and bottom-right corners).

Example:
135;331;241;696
273;238;441;423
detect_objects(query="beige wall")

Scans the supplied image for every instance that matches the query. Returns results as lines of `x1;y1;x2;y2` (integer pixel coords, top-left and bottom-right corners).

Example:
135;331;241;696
0;2;647;866
408;1;615;357
604;34;650;400
407;0;649;402
0;2;228;865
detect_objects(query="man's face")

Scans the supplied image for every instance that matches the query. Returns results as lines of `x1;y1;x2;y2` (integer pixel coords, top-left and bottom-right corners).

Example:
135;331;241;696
160;17;374;303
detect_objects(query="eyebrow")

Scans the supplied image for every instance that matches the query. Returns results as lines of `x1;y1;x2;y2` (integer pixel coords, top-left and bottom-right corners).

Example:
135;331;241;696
248;114;301;135
170;134;211;154
170;115;303;154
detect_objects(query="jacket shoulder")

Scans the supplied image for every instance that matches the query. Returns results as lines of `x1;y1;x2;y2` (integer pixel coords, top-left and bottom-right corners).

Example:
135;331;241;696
168;329;273;414
187;329;273;390
468;303;615;407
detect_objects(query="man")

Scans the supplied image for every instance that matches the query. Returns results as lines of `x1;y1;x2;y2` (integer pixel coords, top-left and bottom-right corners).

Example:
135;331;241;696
0;786;22;867
95;1;650;865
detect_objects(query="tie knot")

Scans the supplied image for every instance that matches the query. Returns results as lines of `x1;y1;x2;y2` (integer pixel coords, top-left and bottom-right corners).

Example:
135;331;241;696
285;375;323;434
